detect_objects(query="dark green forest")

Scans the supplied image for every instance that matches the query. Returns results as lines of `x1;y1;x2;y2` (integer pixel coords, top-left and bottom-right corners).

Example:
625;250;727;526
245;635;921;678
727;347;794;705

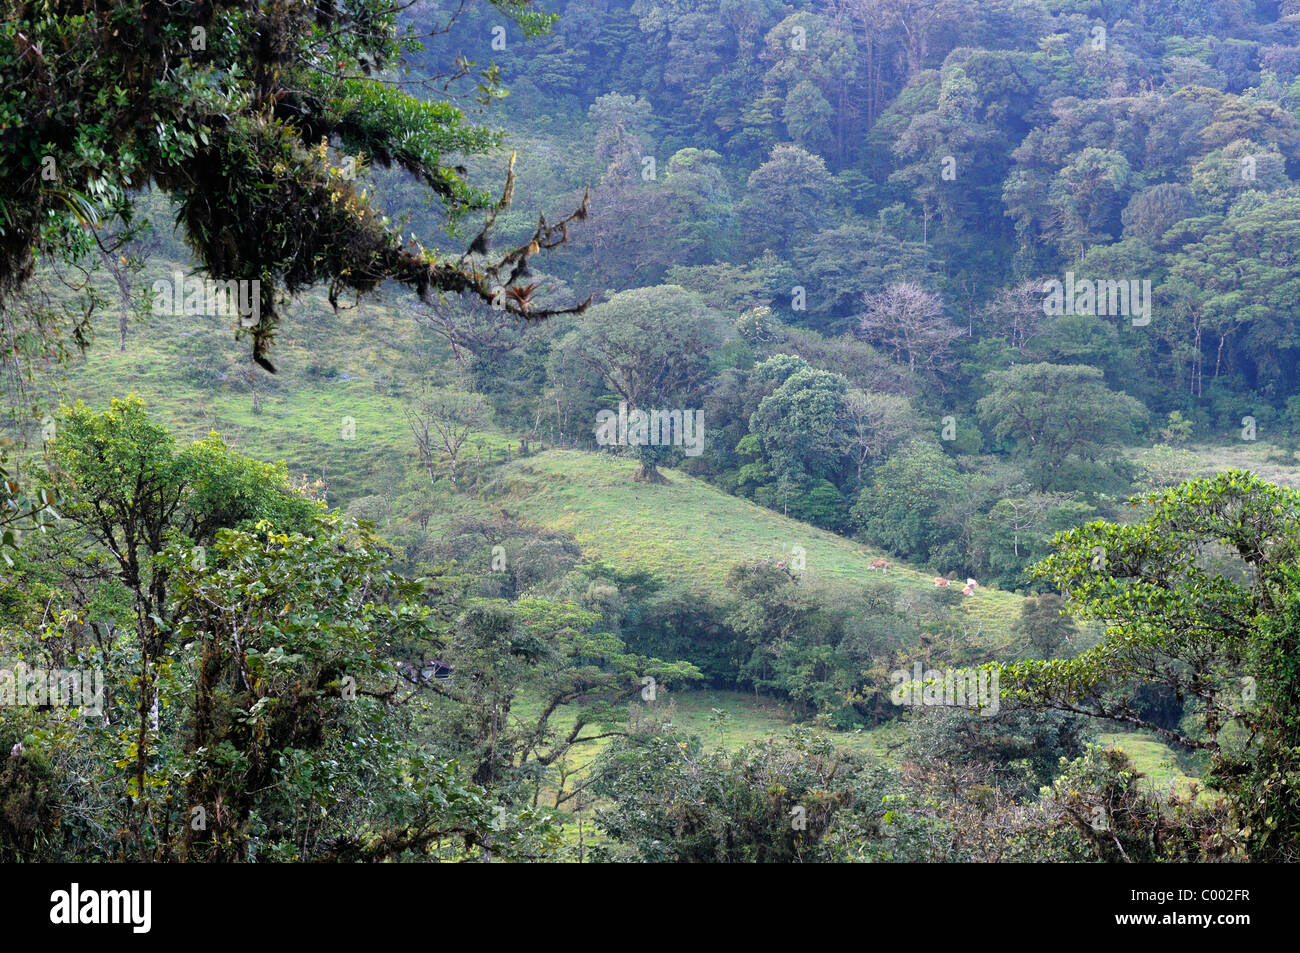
2;0;1299;865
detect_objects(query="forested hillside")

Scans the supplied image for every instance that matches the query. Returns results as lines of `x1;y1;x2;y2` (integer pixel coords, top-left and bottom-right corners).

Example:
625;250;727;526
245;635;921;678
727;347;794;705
2;0;1299;870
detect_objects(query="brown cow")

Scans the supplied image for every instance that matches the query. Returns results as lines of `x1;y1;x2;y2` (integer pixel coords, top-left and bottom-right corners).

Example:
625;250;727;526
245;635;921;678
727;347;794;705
934;577;951;588
870;559;889;573
960;584;975;596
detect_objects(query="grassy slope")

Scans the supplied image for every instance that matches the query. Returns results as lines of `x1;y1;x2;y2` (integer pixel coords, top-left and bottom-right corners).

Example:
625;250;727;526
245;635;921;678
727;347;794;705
39;269;529;511
483;449;1025;648
1129;441;1300;491
1097;731;1205;799
30;241;1023;653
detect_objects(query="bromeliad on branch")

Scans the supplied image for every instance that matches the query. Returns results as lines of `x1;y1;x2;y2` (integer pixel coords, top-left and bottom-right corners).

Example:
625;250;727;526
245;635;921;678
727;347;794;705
0;0;590;374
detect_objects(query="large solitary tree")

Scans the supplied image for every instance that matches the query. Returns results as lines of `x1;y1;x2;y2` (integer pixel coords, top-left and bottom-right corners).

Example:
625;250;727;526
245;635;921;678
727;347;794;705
554;285;726;482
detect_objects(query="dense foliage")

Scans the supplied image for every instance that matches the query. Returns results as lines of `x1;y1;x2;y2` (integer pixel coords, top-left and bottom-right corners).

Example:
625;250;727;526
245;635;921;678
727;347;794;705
4;0;1300;863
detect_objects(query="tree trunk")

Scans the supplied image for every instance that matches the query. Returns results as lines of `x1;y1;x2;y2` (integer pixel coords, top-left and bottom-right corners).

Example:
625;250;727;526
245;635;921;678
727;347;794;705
633;460;667;484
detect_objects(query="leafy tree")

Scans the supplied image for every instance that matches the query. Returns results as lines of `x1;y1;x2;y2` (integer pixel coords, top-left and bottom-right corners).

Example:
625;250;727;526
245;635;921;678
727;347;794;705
1121;183;1200;244
791;222;941;334
748;352;812;392
885;0;970;77
776;326;909;394
1011;592;1080;660
738;144;842;255
976;363;1148;491
1189;140;1290;213
589;92;656;165
759;12;856;159
593;726;902;862
974;492;1095;588
553;285;726;481
887;53;1025;279
1040;745;1232;862
734;305;782;352
724;559;821;692
1168;193;1300;401
424;597;699;802
1195;91;1300;156
1005;471;1300;860
0;461;550;862
434;515;582;600
579;94;684;289
783;80;836;154
851;439;966;564
29;396;316;850
660;148;738;264
158;516;518;861
1048;148;1135;260
748;367;849;509
901;706;1092;800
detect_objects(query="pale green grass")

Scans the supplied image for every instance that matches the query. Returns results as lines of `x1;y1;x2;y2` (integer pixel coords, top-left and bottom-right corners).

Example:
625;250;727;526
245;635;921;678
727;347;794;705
1129;441;1300;491
486;450;1024;648
1097;730;1208;801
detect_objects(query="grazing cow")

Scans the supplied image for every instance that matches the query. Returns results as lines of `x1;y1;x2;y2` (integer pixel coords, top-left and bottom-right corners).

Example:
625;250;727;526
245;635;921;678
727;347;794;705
870;559;889;573
966;578;979;590
960;584;974;596
934;577;951;588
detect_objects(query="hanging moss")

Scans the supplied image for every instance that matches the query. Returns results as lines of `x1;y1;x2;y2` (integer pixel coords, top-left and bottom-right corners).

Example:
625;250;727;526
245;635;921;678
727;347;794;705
0;0;588;371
